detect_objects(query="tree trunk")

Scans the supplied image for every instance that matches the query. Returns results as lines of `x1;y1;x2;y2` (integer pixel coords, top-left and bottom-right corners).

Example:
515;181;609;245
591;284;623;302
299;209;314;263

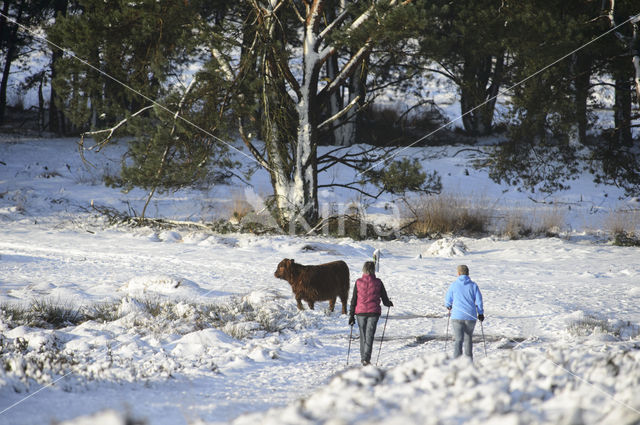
0;1;24;125
325;54;342;145
280;0;323;227
0;1;8;42
572;51;592;145
323;0;342;146
236;0;408;229
252;1;315;227
49;0;68;134
612;55;633;147
632;19;640;105
460;52;504;137
335;60;367;147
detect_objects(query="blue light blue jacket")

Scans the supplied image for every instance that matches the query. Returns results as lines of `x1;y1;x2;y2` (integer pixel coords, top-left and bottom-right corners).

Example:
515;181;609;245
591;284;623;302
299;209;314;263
445;274;484;320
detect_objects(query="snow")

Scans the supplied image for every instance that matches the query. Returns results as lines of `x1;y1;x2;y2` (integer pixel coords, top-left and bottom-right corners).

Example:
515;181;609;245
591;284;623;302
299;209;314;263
1;134;639;425
422;237;468;257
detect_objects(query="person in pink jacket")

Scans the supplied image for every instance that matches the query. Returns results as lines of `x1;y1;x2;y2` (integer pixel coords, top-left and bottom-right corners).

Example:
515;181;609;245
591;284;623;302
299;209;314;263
349;261;393;366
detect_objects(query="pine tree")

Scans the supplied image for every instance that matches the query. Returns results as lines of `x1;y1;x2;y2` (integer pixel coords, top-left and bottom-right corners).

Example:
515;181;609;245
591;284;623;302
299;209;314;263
0;0;51;125
412;0;508;136
590;0;640;195
50;0;240;218
487;0;602;194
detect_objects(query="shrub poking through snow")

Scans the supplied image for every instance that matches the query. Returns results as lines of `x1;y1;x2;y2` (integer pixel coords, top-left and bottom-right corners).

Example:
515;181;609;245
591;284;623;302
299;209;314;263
566;313;639;339
404;194;490;237
500;211;533;239
567;314;618;337
85;301;121;323
204;291;320;338
611;231;640;247
0;290;323;391
1;299;84;329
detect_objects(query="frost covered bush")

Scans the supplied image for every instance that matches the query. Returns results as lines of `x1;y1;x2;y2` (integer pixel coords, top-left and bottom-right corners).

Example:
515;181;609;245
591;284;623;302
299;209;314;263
567;314;617;337
85;301;121;323
611;231;640;247
0;332;78;392
567;314;639;339
206;291;319;339
2;291;315;340
100;291;314;339
0;290;323;393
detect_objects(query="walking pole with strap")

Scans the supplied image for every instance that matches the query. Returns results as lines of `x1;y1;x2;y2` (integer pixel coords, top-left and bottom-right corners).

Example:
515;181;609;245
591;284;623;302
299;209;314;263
480;320;487;357
444;308;451;354
478;309;487;358
347;323;354;365
375;305;391;366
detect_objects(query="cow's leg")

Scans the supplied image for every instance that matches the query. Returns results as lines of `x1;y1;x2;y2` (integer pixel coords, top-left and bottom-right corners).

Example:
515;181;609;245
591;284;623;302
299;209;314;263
340;290;348;314
296;297;304;310
307;300;315;310
328;297;336;312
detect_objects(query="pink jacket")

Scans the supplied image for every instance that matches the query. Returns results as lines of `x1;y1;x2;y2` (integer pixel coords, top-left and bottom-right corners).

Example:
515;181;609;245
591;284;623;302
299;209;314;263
354;274;384;314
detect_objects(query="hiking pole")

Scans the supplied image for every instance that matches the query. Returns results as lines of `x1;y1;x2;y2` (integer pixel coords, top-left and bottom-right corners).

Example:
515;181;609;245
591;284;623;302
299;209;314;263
480;319;487;358
477;307;487;358
444;309;451;354
375;306;391;366
347;324;354;365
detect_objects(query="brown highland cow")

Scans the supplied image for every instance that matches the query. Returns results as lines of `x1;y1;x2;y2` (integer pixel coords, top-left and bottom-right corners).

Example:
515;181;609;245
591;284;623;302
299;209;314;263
274;258;350;314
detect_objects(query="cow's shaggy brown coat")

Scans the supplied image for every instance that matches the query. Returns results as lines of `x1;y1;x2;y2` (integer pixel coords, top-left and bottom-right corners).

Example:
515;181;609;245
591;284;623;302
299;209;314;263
274;258;350;314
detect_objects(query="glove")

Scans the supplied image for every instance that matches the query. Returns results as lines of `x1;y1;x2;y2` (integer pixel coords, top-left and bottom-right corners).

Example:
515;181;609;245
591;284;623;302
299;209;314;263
386;301;394;307
348;315;355;326
446;306;452;311
478;314;485;322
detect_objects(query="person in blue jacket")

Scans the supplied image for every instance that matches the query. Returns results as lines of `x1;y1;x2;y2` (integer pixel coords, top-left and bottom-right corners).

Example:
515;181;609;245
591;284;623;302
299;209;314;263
444;265;484;359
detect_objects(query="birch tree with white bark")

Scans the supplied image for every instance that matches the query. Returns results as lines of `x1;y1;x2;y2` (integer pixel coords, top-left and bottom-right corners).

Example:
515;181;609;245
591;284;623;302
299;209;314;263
214;0;414;228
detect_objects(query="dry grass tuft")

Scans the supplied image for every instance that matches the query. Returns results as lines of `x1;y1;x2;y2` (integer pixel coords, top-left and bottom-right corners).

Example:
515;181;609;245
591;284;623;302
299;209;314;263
403;195;491;237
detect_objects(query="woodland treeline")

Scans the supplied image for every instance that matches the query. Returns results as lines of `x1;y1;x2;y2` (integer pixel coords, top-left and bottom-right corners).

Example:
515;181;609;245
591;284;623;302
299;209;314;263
1;1;639;225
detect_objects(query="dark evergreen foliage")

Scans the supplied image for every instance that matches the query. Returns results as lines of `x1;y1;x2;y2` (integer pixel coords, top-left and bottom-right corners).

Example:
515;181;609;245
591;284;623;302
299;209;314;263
366;157;442;196
2;0;639;207
48;0;239;207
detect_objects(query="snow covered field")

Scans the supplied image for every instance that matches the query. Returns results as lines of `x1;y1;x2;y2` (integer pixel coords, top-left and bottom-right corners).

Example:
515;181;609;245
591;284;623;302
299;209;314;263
1;135;639;425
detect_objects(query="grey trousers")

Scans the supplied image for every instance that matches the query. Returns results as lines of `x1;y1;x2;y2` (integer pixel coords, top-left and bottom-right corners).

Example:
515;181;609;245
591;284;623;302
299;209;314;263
452;319;476;359
357;314;380;363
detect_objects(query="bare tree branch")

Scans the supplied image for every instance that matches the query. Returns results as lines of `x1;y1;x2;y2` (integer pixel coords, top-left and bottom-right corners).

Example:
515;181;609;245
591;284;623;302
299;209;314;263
317;8;349;44
79;105;154;166
317;95;361;129
238;118;271;170
289;0;306;23
317;182;385;199
320;39;373;97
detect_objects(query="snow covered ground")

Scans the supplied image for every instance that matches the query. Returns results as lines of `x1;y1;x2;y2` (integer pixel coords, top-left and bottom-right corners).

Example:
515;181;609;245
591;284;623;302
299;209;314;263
1;135;639;425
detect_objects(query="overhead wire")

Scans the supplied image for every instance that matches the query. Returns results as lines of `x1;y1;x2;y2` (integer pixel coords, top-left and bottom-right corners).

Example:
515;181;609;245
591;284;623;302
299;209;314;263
0;10;272;172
